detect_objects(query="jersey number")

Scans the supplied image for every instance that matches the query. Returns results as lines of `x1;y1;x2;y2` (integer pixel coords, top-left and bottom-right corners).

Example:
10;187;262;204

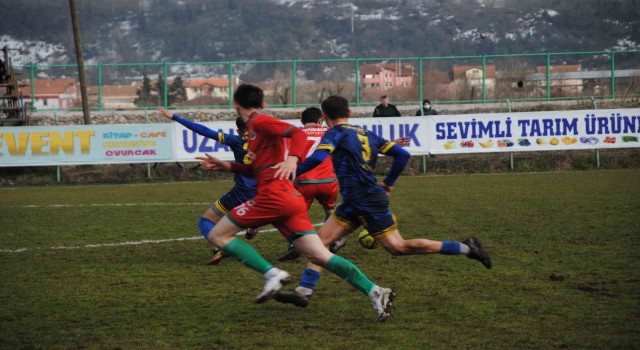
357;134;371;162
306;136;322;159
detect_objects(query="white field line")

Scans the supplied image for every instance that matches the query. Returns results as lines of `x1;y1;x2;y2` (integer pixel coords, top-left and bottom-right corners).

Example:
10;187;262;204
0;223;324;254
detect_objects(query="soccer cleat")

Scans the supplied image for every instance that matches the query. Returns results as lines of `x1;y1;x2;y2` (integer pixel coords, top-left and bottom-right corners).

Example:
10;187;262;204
277;245;300;262
463;237;492;269
245;227;260;240
273;290;311;308
369;287;396;322
329;236;347;253
206;247;227;265
255;269;292;303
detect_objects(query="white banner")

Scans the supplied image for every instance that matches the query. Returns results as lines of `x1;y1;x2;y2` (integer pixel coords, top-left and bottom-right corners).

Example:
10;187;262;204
1;108;638;167
424;108;640;154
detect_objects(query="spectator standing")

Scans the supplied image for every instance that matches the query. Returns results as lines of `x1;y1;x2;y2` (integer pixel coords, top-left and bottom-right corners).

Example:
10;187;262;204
415;99;438;116
373;95;401;117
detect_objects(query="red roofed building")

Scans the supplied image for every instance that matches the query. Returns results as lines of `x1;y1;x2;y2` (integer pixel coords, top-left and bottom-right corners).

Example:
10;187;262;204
87;84;139;109
533;64;583;96
19;79;78;109
359;63;416;94
183;77;238;100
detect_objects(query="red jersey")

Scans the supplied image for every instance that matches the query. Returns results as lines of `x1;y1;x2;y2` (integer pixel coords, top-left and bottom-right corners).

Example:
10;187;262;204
296;126;336;184
231;112;306;187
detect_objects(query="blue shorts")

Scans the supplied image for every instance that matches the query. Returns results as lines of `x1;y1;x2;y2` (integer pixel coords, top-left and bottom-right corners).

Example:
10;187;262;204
333;192;397;238
212;186;256;217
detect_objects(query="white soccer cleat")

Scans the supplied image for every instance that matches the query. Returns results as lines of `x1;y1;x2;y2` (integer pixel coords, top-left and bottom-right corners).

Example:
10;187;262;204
255;269;291;303
369;286;396;322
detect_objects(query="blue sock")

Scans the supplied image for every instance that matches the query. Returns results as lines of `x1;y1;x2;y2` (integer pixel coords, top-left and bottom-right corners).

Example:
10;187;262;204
440;241;461;255
299;268;322;290
197;217;215;239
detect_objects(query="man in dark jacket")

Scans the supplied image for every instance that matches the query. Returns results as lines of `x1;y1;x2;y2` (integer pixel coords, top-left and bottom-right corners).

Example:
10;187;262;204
415;99;438;116
373;95;401;117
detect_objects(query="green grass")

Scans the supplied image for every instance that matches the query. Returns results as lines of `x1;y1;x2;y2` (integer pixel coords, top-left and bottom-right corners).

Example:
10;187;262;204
1;170;639;349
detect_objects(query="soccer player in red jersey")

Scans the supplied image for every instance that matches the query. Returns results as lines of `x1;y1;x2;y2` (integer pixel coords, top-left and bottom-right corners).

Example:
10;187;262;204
277;107;346;261
197;84;395;321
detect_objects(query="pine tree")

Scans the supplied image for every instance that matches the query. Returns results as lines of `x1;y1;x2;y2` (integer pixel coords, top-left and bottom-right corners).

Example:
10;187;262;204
168;76;187;106
155;74;166;106
134;72;154;107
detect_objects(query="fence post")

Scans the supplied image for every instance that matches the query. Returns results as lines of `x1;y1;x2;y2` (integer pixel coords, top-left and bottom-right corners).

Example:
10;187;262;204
228;61;234;109
292;59;297;108
482;55;487;103
29;64;36;112
418;57;423;105
97;63;103;111
610;51;616;100
163;62;168;108
546;52;551;102
355;58;360;107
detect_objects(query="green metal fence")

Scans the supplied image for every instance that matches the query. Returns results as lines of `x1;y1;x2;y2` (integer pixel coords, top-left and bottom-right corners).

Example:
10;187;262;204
15;49;640;112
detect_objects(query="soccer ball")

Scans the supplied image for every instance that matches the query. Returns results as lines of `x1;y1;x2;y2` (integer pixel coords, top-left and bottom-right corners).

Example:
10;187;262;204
357;230;378;250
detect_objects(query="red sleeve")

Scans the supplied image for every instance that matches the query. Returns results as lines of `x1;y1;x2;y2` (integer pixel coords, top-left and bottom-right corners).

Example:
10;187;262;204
230;162;254;175
253;114;305;159
286;127;306;159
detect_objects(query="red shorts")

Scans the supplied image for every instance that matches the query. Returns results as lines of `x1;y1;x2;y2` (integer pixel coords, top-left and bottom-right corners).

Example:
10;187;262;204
227;184;316;242
294;181;338;211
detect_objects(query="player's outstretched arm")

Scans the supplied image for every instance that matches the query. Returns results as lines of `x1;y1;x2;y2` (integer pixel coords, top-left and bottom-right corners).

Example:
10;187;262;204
157;108;174;120
196;153;232;172
382;145;410;187
157;108;221;140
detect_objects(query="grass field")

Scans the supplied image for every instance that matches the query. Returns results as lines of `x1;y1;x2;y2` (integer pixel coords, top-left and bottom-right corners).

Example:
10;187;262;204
1;170;639;349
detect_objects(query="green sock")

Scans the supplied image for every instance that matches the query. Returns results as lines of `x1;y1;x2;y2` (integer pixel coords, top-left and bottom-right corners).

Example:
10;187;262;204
325;255;375;295
222;238;272;274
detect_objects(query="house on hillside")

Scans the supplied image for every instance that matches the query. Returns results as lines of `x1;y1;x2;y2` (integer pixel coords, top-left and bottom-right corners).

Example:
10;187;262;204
452;65;496;89
359;63;416;94
183;77;238;101
87;84;139;109
526;64;583;97
19;79;78;109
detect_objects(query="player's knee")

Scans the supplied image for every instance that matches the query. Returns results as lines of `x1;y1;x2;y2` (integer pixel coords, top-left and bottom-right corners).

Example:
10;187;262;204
197;217;215;239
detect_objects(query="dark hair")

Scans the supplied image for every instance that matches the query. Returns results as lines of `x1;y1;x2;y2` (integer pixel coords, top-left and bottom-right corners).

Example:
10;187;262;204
321;95;349;120
235;116;247;132
301;107;322;124
422;99;431;105
233;84;264;109
380;95;388;99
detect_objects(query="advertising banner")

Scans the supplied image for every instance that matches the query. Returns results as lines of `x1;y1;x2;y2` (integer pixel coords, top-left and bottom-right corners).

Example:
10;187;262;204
425;108;640;154
0;124;173;167
1;108;637;167
170;118;427;162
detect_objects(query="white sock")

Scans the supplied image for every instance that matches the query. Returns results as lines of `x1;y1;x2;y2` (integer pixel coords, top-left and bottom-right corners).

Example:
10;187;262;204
460;243;470;254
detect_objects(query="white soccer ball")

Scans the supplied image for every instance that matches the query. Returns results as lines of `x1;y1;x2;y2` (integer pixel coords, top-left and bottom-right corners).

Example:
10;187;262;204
358;230;378;250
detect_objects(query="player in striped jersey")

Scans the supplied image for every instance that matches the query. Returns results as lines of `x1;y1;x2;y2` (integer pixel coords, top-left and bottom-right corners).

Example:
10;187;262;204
274;95;492;309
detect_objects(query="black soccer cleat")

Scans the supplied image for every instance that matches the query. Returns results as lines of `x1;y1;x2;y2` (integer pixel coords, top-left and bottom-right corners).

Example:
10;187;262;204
206;247;227;265
277;245;301;262
245;227;260;240
463;237;492;269
274;290;311;308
